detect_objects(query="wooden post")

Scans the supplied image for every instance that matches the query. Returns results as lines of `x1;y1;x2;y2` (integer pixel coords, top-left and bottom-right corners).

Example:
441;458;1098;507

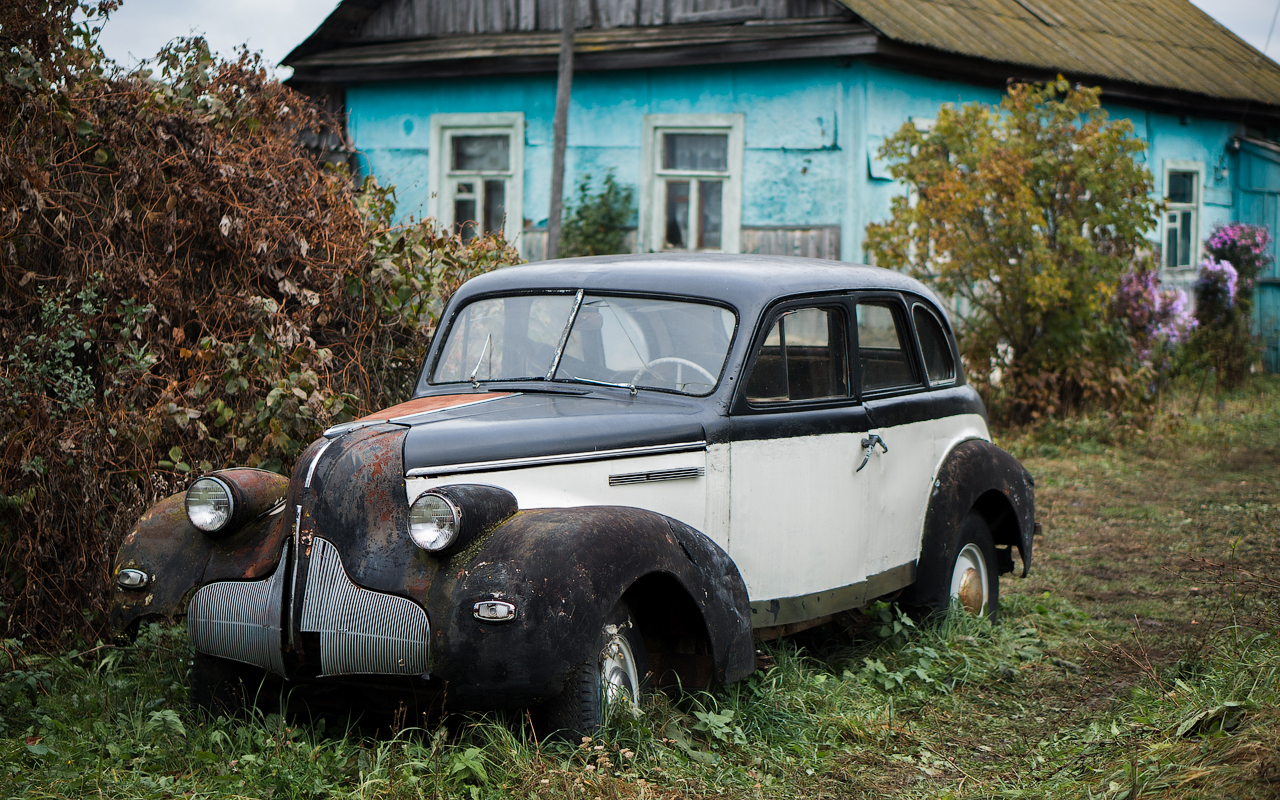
546;0;574;260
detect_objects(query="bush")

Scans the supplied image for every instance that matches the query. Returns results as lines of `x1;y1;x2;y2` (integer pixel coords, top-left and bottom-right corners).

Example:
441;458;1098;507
865;79;1160;424
0;1;519;646
558;171;635;257
1181;223;1272;388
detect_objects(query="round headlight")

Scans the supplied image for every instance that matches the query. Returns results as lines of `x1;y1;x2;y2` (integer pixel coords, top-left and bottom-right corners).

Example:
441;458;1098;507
409;492;459;551
186;476;234;533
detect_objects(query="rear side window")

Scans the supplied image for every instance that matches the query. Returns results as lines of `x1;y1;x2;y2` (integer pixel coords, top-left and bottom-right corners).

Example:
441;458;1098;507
912;305;955;386
745;307;849;403
856;303;917;393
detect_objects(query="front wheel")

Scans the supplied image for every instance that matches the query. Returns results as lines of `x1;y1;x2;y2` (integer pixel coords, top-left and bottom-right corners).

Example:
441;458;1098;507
190;653;272;717
904;512;999;622
540;601;647;738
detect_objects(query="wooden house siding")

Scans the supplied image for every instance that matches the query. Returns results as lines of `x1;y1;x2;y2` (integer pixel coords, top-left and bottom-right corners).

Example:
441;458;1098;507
358;0;844;38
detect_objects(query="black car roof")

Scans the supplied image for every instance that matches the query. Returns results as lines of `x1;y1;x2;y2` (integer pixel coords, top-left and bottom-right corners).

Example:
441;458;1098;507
449;253;945;315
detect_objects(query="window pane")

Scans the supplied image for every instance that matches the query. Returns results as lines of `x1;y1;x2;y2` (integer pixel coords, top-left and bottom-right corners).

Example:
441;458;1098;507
665;181;690;248
433;295;576;382
556;296;736;395
745;307;848;403
483;179;505;233
663;133;728;171
857;303;916;392
698;180;722;249
1167;171;1196;204
912;306;955;385
454;198;477;241
1166;222;1179;268
1178;210;1192;267
451;135;510;171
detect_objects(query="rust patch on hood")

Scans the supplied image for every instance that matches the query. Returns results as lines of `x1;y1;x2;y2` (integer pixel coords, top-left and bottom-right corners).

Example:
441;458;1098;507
355;393;511;423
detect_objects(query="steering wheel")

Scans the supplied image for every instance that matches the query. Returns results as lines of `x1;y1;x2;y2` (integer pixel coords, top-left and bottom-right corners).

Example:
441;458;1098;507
632;357;717;388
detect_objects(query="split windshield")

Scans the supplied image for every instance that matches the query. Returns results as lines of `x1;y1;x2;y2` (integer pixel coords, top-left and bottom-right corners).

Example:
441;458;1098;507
431;293;737;396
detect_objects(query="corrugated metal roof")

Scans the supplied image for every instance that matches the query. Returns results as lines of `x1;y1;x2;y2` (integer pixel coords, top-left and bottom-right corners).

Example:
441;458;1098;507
840;0;1280;105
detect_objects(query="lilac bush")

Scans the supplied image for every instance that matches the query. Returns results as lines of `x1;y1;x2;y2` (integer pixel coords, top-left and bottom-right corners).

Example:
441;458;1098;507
1113;263;1196;356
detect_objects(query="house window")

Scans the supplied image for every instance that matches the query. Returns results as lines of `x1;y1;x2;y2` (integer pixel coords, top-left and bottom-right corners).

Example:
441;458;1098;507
642;115;743;253
1164;164;1201;269
429;113;524;245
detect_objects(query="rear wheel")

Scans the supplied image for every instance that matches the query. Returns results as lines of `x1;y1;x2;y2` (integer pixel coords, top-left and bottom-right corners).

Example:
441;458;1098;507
541;602;647;738
904;512;999;622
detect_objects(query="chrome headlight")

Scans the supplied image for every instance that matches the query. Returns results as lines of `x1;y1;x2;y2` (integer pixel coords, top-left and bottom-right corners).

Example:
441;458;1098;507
186;476;234;533
409;492;460;551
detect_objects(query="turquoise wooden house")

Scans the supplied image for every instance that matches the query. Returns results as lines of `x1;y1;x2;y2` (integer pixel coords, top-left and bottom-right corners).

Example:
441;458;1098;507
284;0;1280;369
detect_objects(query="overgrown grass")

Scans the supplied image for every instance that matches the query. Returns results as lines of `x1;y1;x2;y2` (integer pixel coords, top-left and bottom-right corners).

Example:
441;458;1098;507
5;378;1280;798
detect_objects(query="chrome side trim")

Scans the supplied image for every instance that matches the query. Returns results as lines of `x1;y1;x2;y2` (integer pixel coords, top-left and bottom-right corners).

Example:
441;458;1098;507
188;544;289;676
406;441;708;478
304;438;335;489
300;538;430;677
609;466;705;486
749;561;917;629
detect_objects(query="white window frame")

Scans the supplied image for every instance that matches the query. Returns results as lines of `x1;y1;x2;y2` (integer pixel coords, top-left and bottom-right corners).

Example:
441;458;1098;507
428;113;524;244
640;114;744;254
1163;159;1204;271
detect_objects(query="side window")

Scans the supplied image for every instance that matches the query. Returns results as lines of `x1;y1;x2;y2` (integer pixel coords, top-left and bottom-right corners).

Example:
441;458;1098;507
745;307;849;403
912;305;956;386
856;303;917;393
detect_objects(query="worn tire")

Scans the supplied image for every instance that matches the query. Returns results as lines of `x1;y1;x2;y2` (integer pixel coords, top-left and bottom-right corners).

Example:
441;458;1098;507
540;602;647;739
190;653;271;716
904;512;1000;623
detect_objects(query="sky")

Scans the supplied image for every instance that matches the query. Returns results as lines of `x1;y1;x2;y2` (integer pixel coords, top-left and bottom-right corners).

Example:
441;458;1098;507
95;0;1280;82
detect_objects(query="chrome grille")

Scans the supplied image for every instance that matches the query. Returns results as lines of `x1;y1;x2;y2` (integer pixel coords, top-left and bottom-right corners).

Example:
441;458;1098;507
187;544;288;676
300;538;430;677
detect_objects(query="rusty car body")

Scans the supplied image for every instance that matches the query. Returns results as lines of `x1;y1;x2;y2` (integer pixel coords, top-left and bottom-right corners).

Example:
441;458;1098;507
112;253;1034;730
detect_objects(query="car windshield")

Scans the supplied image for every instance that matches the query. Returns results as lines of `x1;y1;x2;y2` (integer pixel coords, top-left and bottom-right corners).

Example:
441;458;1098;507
431;293;737;395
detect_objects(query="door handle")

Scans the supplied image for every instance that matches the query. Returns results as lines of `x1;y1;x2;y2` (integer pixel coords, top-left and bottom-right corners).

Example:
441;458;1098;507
857;434;888;472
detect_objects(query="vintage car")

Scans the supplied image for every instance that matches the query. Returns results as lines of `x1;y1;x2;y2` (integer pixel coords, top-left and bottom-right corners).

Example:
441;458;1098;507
111;253;1035;732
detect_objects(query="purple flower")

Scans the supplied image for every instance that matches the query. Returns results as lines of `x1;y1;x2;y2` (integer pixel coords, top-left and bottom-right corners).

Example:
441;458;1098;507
1196;258;1238;305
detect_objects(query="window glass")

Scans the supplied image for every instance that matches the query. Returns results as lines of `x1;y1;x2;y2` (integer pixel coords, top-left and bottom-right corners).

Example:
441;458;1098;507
433;294;735;396
745;307;849;403
1167;171;1196;204
912;305;955;385
451;135;510;171
1164;171;1197;268
857;303;917;393
663;134;728;171
433;294;575;383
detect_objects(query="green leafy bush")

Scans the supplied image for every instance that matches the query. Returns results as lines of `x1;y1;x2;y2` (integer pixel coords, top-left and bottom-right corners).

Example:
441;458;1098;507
0;1;519;646
865;79;1160;424
558;171;635;257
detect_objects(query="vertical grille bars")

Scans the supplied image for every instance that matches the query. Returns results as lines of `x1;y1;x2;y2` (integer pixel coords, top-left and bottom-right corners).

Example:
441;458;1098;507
300;538;431;677
187;543;289;676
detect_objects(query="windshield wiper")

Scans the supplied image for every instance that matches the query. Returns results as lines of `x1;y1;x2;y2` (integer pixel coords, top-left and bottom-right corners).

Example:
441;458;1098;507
561;375;638;396
468;333;493;388
546;289;584;380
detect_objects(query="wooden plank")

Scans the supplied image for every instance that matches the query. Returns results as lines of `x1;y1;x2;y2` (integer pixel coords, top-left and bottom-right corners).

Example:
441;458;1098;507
741;226;841;260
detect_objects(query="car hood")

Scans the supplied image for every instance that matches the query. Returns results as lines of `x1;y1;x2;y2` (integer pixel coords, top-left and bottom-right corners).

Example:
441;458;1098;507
394;391;708;475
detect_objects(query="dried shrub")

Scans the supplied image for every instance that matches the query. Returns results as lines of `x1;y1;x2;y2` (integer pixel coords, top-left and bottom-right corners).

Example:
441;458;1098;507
0;2;519;645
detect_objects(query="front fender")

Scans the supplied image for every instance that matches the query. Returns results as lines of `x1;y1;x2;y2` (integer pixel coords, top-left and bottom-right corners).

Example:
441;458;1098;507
110;470;288;633
425;506;754;708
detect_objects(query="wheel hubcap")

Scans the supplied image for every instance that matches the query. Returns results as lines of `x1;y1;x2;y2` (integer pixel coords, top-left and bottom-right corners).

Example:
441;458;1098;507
599;627;639;708
950;543;988;616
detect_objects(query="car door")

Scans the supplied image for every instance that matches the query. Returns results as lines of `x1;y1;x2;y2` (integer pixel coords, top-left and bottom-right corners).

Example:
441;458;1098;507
727;299;870;622
855;296;974;578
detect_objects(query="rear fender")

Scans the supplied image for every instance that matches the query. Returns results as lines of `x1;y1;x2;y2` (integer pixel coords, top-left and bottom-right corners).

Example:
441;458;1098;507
920;438;1035;578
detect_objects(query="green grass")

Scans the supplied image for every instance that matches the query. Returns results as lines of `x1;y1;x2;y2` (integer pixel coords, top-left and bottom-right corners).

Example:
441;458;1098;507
4;377;1280;798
